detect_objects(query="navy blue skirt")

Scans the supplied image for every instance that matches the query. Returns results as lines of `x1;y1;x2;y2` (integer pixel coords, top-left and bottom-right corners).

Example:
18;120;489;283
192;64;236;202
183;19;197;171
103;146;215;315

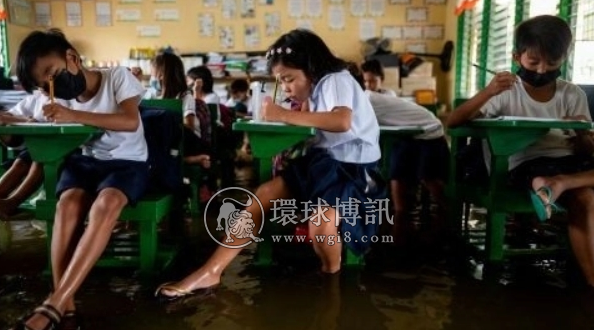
280;148;387;255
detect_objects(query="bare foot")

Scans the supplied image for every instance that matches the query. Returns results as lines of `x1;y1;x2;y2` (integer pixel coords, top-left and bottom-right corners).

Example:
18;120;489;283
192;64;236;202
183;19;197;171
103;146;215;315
532;175;566;204
158;269;220;298
21;298;64;330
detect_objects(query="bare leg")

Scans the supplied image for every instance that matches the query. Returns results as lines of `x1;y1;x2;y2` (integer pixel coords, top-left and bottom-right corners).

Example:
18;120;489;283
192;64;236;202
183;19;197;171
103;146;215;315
532;170;594;203
308;207;342;274
51;189;93;313
564;187;594;286
0;158;30;199
390;180;410;241
24;188;127;330
159;176;291;297
0;162;44;216
422;179;448;233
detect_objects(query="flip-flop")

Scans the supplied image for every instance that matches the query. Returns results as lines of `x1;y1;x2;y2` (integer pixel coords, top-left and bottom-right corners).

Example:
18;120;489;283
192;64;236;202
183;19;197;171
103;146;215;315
13;303;62;330
154;282;218;303
529;186;566;222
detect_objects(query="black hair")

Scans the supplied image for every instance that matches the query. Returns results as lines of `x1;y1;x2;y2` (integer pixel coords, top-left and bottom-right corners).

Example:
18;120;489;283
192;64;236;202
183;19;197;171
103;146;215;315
16;30;76;93
152;52;187;99
230;79;249;93
266;29;346;84
186;66;214;94
346;62;365;90
514;15;572;62
361;59;385;81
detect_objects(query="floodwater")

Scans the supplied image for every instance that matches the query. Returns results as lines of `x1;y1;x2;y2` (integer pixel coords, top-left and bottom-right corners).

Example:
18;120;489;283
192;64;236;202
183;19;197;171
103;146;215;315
1;164;594;330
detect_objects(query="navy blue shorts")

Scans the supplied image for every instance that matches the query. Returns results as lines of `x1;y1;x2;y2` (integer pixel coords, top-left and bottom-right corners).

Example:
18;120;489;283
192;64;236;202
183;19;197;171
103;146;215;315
56;154;149;205
280;148;387;255
508;155;594;189
389;137;450;183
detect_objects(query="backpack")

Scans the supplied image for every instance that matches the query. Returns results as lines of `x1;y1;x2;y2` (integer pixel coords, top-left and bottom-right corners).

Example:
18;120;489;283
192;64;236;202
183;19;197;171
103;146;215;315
139;106;184;193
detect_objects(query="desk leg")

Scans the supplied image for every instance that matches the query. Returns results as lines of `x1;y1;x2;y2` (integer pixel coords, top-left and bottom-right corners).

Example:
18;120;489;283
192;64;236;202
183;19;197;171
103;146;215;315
255;157;273;266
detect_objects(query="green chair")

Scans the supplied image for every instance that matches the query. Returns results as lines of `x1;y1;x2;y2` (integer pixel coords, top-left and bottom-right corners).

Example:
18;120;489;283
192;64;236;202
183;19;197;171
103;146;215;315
36;98;185;277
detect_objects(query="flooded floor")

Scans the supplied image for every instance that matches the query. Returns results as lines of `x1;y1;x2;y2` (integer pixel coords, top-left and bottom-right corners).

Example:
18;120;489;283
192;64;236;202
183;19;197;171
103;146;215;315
1;165;594;330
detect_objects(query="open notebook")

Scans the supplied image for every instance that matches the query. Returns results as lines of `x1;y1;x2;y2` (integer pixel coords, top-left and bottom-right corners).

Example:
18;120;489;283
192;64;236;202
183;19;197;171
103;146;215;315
9;122;84;127
475;116;589;123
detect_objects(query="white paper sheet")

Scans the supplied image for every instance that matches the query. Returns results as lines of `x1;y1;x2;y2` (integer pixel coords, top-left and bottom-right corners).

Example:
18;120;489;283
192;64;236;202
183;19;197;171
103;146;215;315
382;26;402;39
405;42;426;53
389;0;410;3
328;5;344;30
359;19;376;41
288;0;304;18
244;25;259;48
296;19;313;30
10;122;84;126
95;2;111;26
137;25;161;37
219;26;235;49
203;0;217;6
65;2;82;27
403;26;423;39
264;12;281;36
240;0;255;18
198;13;214;37
306;0;322;18
476;116;591;123
116;9;141;21
350;0;366;17
221;0;236;19
154;8;179;21
406;7;428;22
34;2;51;27
368;0;385;16
423;25;444;39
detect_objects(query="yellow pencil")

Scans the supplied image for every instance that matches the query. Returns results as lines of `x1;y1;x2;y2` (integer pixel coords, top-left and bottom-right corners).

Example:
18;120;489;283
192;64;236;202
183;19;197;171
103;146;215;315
48;75;54;104
272;73;280;104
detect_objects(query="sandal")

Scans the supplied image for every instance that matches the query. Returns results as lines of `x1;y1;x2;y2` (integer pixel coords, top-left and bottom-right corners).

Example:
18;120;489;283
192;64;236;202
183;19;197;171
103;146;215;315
154;282;218;302
13;303;62;330
59;311;82;330
530;186;566;222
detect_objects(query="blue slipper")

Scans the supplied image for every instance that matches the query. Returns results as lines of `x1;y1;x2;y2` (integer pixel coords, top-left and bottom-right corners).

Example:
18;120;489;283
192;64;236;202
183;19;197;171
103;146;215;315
529;186;566;222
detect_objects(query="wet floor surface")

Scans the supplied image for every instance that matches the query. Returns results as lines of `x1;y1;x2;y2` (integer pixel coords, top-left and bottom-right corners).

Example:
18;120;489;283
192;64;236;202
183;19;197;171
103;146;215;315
1;166;594;330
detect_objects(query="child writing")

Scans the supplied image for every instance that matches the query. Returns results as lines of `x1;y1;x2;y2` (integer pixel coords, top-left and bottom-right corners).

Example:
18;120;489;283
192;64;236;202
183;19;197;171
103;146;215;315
225;78;251;118
11;30;149;330
446;15;594;286
146;52;211;167
155;29;384;300
347;62;449;243
0;90;70;217
361;59;397;96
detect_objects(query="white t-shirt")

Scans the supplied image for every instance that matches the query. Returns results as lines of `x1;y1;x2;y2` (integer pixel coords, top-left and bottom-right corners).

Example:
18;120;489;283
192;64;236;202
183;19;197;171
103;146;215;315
7;90;68;121
377;88;397;97
68;66;148;162
366;90;443;140
480;79;590;170
310;70;381;164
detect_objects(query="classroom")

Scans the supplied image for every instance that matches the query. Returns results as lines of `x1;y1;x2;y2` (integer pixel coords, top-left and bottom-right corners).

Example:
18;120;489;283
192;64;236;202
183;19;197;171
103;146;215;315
0;0;593;329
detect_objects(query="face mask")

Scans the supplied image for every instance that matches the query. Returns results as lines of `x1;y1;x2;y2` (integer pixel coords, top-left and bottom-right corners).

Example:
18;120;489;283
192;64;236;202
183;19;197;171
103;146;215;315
150;77;161;91
516;66;561;88
50;68;86;100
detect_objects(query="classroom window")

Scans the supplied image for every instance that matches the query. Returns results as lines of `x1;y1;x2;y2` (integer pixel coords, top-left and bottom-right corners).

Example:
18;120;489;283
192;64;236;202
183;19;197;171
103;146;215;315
570;0;594;84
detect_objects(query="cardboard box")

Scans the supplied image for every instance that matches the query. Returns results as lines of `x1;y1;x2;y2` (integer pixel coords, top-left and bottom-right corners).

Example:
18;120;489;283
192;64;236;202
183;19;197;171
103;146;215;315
400;76;437;96
383;67;400;94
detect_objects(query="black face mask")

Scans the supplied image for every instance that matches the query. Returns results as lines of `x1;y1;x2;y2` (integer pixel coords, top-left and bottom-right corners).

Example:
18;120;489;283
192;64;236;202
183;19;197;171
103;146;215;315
516;66;561;88
48;68;86;100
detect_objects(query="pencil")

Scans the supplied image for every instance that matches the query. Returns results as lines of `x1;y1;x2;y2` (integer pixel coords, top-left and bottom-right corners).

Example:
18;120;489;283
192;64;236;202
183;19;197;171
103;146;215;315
272;73;280;104
48;75;54;104
472;63;497;75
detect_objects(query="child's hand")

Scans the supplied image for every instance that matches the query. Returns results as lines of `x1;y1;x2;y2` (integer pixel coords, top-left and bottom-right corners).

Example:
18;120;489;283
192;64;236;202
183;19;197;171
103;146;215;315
42;103;76;123
192;79;203;98
261;96;285;122
485;72;516;96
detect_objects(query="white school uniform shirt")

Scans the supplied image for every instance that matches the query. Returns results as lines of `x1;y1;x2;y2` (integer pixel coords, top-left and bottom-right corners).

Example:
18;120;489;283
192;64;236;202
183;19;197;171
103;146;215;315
377;88;397;97
68;66;148;162
309;70;381;164
366;90;443;140
479;78;590;170
204;92;222;126
7;90;68;121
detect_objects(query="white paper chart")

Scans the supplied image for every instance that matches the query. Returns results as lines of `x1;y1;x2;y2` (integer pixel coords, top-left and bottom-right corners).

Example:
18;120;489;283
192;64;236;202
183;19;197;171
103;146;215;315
34;2;51;27
116;9;141;21
359;19;376;40
65;2;82;27
328;5;345;30
350;0;366;17
154;8;179;21
137;25;161;37
288;0;304;18
95;2;112;26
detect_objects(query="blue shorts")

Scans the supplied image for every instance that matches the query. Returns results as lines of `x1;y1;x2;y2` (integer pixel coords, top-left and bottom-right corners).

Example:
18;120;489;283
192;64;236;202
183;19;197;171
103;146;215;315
56;154;149;205
389;137;450;183
280;148;387;255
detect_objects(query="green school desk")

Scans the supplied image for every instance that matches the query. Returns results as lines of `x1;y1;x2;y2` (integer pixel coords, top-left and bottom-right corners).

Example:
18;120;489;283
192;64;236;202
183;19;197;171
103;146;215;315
379;125;425;179
448;116;593;270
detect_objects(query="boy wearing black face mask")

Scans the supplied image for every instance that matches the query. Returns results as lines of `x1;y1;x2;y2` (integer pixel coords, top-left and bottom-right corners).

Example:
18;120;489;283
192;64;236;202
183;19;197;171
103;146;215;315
447;15;594;287
11;31;148;330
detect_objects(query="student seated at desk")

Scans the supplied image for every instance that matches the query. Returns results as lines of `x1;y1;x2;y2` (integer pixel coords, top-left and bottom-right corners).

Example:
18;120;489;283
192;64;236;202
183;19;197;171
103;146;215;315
348;62;449;241
446;15;594;287
155;29;385;301
0;90;68;217
11;30;149;330
146;52;211;168
225;78;251;118
361;59;397;97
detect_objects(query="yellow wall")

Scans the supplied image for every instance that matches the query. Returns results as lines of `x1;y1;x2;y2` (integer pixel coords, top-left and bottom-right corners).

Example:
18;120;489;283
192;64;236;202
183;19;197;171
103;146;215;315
6;23;33;71
7;0;459;107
